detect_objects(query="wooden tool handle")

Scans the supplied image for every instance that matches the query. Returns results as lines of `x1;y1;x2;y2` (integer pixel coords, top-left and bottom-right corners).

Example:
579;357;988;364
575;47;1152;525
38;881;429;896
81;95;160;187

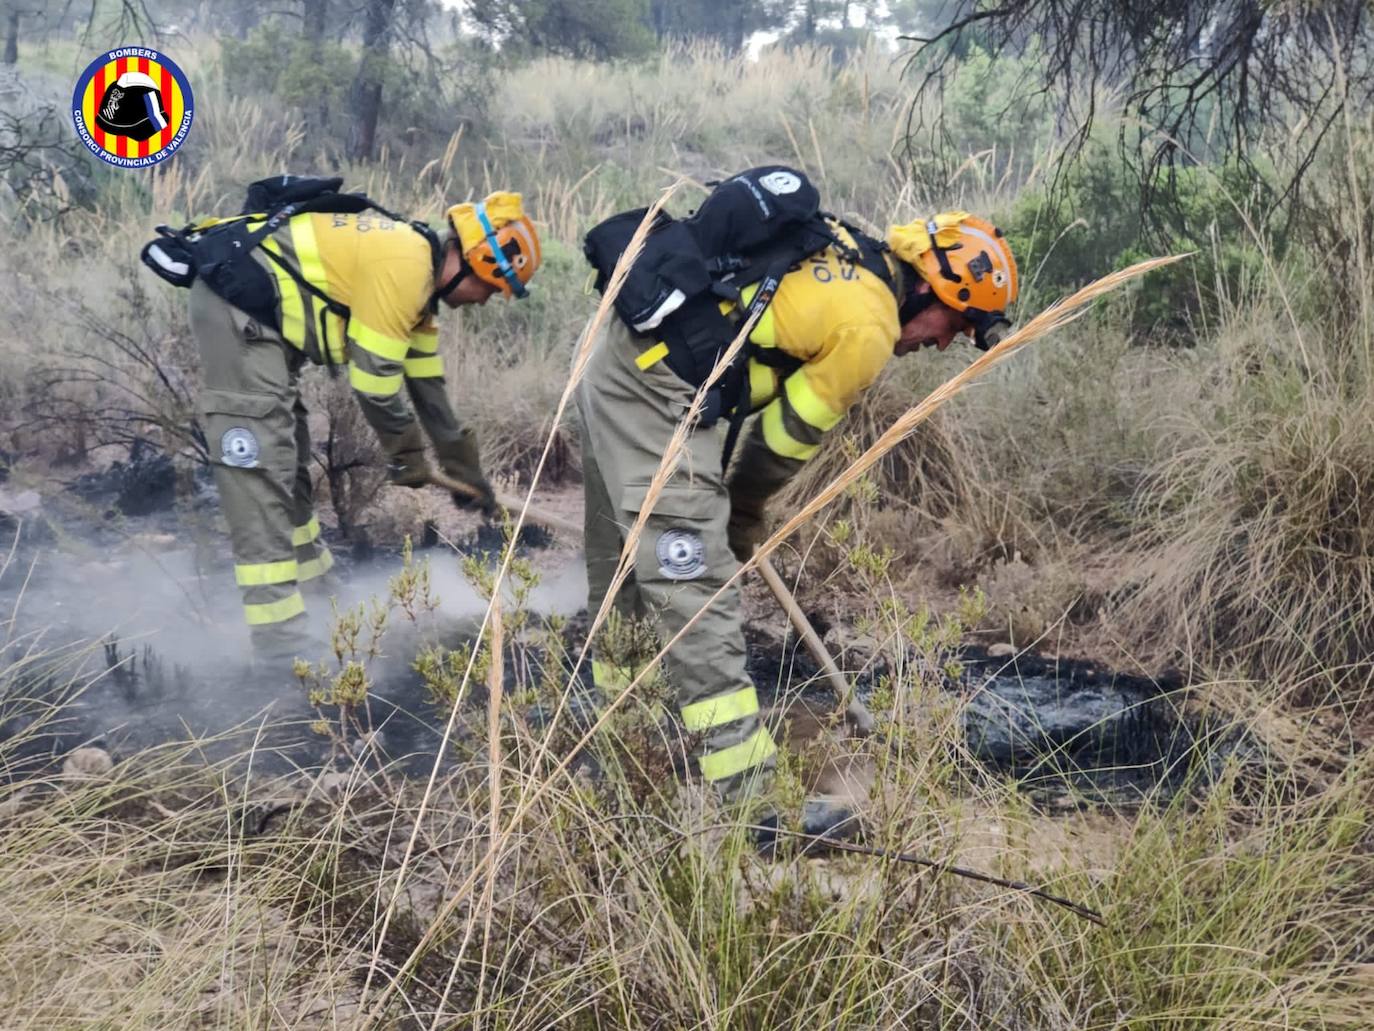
756;556;876;735
431;472;874;733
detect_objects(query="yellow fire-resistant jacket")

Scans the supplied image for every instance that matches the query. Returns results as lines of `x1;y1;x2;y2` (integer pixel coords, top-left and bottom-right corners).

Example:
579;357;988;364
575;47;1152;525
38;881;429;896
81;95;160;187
251;210;463;448
728;225;903;497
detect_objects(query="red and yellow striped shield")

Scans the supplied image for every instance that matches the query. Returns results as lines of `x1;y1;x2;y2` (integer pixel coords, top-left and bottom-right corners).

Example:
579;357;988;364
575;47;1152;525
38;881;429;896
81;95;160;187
71;47;195;168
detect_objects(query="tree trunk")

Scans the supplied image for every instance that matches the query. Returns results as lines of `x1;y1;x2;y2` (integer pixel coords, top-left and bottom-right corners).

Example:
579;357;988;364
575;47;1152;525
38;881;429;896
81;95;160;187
347;0;397;163
702;0;744;52
4;5;19;65
303;0;327;41
303;0;329;129
728;6;745;52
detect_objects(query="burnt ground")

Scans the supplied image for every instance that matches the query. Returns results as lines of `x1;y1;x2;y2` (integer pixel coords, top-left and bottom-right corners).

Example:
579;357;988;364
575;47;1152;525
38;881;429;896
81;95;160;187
0;451;1242;804
744;632;1232;804
0;614;1235;808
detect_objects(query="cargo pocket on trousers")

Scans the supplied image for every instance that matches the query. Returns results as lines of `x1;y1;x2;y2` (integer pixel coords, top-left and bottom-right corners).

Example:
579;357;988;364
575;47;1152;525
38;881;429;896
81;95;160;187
621;479;727;583
200;389;287;471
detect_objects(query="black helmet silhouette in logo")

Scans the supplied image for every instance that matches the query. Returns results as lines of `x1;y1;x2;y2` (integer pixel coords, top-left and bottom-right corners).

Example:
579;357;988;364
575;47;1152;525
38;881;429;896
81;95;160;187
95;70;169;141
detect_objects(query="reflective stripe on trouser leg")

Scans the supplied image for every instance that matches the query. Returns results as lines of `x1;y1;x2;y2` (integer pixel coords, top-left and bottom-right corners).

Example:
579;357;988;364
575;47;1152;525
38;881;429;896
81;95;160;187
297;546;334;582
236;558;298;586
590;656;665;721
189;280;314;660
680;685;760;732
591;658;633;698
292;516;321;547
244;590;306;626
685;685;775;787
574;321;775;801
290;398;335;586
698;725;777;783
292;514;335;582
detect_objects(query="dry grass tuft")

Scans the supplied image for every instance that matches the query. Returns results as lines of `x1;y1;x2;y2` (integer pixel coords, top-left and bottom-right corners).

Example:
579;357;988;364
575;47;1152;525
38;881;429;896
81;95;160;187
5;36;1374;1030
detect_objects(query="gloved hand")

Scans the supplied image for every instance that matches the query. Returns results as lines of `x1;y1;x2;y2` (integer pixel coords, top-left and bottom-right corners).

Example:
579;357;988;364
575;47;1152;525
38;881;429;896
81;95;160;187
727;490;768;564
435;431;498;516
380;425;432;489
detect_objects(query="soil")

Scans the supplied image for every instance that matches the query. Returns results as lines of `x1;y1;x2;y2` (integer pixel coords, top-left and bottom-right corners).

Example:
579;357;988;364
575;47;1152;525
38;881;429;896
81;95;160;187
0;466;1239;806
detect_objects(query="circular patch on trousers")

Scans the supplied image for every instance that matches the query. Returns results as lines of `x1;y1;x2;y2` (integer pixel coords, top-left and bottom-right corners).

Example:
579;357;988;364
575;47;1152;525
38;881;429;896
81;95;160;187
656;528;706;581
220;427;260;468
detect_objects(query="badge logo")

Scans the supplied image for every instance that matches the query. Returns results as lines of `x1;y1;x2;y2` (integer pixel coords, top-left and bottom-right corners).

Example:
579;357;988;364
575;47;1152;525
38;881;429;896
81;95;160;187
71;47;193;169
221;428;260;469
656;529;707;581
759;171;802;196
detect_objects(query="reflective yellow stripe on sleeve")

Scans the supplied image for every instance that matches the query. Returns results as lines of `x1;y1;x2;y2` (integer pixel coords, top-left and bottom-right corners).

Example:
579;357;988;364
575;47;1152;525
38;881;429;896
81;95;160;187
292;516;321;547
349;363;404;396
351;321;411;362
292;215;327;289
297;548;334;582
243;591;306;627
737;283;777;347
784;371;843;431
761;403;819;461
635;342;670;371
680;686;760;732
404;355;444;378
697;725;778;782
748;360;777;409
235;559;299;587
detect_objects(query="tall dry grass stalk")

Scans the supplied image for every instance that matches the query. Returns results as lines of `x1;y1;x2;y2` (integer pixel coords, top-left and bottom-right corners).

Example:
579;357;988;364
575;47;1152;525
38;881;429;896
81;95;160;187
364;284;773;1020
357;181;685;1014
361;254;1188;1014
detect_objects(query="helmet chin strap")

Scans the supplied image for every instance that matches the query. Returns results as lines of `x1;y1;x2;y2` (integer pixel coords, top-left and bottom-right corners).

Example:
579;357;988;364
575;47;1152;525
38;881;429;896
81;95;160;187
430;239;470;307
899;280;936;325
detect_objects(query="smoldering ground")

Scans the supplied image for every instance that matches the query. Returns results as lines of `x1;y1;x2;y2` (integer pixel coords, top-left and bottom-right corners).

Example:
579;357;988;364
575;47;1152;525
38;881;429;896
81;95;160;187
0;497;1236;806
0;516;591;778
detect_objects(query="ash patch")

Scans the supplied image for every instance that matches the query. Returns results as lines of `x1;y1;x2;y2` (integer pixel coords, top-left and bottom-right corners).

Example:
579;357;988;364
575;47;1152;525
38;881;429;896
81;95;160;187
456;520;554;554
956;647;1230;802
70;439;180;517
742;632;1234;803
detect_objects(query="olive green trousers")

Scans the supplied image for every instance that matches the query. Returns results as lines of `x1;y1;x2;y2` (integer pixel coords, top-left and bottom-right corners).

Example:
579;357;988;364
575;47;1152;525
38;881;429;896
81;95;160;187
189;280;335;663
576;321;776;801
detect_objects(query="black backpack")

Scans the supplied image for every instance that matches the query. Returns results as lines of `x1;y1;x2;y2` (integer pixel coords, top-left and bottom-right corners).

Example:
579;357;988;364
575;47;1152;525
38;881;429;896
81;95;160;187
141;175;438;367
583;166;895;457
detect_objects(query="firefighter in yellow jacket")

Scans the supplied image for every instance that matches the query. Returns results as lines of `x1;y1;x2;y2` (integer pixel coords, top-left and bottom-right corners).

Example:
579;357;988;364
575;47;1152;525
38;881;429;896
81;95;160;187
183;190;542;664
577;205;1017;849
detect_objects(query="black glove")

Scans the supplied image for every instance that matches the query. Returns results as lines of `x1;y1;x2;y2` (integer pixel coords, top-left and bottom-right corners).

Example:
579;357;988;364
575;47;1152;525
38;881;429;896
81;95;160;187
435;431;498;516
380;425;432;489
727;491;768;564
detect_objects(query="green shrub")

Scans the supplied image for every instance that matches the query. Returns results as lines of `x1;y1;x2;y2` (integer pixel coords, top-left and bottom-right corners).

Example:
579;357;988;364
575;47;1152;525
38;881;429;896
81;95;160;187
1004;144;1279;341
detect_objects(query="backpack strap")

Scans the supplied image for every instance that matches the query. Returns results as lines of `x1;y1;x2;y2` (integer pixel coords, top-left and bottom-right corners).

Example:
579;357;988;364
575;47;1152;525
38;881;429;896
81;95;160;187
148;177;442;364
253;195;442;361
257;243;351;372
718;254;794;472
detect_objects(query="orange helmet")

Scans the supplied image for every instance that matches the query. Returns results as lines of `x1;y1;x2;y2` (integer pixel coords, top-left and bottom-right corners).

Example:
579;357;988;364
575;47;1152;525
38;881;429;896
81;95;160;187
446;193;542;298
888;212;1018;350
